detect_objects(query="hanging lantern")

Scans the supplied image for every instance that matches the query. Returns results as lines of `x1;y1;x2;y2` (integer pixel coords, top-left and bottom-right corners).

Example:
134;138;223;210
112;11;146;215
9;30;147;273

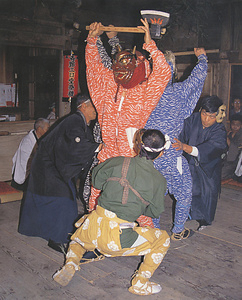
62;50;79;102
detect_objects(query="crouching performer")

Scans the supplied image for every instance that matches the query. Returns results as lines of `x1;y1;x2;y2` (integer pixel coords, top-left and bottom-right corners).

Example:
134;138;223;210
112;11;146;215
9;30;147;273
53;129;170;296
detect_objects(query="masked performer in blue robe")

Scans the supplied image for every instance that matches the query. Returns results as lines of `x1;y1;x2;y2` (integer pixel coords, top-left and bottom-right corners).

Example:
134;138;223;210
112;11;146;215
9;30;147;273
173;95;227;231
145;49;208;240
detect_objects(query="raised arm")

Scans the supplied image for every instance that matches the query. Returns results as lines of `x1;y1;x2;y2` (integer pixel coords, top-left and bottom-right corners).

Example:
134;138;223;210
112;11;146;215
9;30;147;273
138;19;171;124
182;48;208;117
85;22;115;112
96;26;121;70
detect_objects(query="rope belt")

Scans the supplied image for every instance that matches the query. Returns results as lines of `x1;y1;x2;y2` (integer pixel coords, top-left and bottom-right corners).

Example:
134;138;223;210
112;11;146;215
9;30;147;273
107;157;149;206
119;222;136;229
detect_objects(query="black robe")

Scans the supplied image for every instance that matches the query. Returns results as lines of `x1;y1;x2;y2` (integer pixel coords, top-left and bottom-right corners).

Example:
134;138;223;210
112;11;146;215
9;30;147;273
18;111;99;243
179;112;227;224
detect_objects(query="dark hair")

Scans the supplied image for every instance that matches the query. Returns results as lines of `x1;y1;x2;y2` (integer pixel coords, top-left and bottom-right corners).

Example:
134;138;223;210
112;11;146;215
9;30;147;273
200;95;223;114
76;94;91;107
139;129;165;160
71;93;91;113
230;114;242;123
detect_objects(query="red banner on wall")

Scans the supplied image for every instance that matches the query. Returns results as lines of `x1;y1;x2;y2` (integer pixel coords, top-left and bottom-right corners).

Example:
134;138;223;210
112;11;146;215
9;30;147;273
62;51;79;102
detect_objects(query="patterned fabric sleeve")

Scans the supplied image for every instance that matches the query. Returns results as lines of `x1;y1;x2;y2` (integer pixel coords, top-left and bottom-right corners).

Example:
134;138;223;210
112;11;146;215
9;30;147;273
140;40;171;125
86;36;115;113
181;54;208;118
108;36;121;55
96;36;121;70
82;121;102;210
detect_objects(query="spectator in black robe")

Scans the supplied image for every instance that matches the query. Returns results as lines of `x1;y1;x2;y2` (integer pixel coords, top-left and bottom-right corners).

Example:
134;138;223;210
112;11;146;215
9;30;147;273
173;95;227;231
18;94;100;251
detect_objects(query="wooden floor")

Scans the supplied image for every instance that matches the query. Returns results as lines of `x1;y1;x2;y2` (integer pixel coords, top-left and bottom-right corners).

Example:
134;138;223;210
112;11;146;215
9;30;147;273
0;186;241;300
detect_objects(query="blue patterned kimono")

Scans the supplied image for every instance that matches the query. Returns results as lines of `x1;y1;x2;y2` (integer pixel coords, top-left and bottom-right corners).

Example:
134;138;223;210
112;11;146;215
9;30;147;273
145;54;208;233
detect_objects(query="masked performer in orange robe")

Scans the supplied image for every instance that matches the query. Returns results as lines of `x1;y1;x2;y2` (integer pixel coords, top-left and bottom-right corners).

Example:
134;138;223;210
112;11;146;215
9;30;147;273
85;19;171;227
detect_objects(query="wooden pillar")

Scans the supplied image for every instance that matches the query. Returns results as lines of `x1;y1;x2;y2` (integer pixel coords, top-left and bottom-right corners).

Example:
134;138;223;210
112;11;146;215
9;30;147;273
217;59;230;110
218;2;231;126
0;46;6;83
58;50;64;117
28;55;35;120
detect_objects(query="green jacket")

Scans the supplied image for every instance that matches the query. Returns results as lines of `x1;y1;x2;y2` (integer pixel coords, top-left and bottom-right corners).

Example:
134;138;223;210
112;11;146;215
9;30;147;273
92;156;167;247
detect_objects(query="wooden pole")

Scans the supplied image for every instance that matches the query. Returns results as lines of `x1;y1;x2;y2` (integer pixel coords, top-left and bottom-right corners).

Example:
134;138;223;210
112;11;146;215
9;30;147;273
85;25;144;33
174;49;220;56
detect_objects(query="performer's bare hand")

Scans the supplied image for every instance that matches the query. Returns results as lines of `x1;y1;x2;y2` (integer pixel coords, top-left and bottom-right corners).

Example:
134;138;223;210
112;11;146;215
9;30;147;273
194;48;206;57
172;138;194;154
172;138;184;151
138;18;151;44
106;25;117;39
88;22;102;38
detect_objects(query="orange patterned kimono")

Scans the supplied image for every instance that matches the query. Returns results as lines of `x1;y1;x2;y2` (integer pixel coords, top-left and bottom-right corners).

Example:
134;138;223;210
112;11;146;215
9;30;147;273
86;36;171;226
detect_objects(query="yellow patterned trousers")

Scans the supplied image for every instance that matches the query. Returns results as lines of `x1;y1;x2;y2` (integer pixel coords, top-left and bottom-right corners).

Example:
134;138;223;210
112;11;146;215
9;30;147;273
65;206;170;280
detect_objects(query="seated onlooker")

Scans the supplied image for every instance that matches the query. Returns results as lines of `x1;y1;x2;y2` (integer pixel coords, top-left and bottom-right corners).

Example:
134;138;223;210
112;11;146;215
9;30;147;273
47;103;57;120
234;151;242;182
11;118;50;191
222;114;242;180
229;98;242;120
